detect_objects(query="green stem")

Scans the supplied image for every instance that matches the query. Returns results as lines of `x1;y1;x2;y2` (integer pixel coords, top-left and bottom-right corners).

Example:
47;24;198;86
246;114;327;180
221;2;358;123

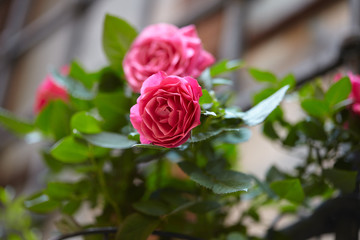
191;142;199;164
88;145;122;223
156;158;164;189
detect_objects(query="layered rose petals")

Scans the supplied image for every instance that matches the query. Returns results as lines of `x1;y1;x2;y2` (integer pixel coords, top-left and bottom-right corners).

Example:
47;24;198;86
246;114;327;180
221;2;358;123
123;23;215;92
130;72;202;148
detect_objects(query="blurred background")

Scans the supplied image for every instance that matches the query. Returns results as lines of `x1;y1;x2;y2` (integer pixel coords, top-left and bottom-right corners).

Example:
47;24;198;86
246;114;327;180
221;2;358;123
0;0;358;238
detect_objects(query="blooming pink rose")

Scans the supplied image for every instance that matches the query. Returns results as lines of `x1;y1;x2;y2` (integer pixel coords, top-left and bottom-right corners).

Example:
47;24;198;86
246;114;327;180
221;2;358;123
123;23;215;92
130;72;202;148
34;66;69;114
335;73;360;115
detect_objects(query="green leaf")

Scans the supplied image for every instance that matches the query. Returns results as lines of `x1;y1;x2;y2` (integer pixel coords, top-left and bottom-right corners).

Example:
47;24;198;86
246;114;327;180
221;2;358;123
246;207;260;222
298;119;327;141
215;144;238;165
280;204;298;214
51;136;89;163
210;59;245;77
279;74;296;90
253;88;277;105
198;68;212;90
224;107;244;119
71;111;101;134
199;89;217;110
94;90;130;130
62;200;81;215
332;98;353;112
202;111;217;116
24;193;59;213
35;100;71;140
301;99;329;118
93;146;110;157
8;234;22;240
267;106;284;122
251;175;277;199
45;182;75;200
263;121;279;140
189;200;221;214
133;200;171;217
0;187;11;204
270;179;305;204
199;90;212;104
98;69;124;91
190;129;222;142
323;168;357;194
303;178;330;197
215;128;252;144
55;215;82;234
227;232;248;240
241;85;289;126
299;82;315;99
0;107;34;134
179;162;253;194
212;78;233;86
282;127;299;147
116;213;160;240
190;128;250;143
266;166;286;183
82;132;136;149
325;76;351;107
52;70;95;100
95;90;130;115
42;151;65;173
95;89;131;118
249;68;277;83
102;14;137;72
133;144;167;150
69;61;100;89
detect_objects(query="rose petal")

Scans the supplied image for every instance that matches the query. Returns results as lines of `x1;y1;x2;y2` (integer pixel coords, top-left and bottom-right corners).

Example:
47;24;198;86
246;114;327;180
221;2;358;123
34;74;69;113
141;71;167;94
123;23;215;92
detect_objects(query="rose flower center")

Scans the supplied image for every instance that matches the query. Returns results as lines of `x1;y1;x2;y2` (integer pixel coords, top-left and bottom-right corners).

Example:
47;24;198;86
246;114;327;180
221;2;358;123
156;104;172;117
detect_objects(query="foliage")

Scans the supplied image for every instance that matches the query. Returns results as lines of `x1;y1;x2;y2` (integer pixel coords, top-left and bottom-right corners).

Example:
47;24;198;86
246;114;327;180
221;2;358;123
0;187;39;240
0;14;358;240
247;72;360;238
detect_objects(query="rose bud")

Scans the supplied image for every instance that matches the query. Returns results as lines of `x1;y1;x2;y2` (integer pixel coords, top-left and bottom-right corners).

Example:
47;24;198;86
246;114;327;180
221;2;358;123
34;66;69;114
123;23;215;92
130;71;202;148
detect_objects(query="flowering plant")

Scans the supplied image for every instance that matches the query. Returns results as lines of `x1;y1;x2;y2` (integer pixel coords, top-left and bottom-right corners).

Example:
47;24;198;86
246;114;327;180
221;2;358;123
123;23;214;92
1;14;358;240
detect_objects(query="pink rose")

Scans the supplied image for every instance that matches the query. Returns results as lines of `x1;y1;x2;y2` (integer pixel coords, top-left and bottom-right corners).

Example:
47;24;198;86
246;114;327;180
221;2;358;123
130;72;202;148
335;73;360;114
34;66;69;114
123;23;215;92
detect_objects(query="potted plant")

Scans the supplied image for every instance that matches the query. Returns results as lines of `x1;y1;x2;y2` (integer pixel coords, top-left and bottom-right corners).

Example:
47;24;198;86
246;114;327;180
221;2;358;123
1;14;358;240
